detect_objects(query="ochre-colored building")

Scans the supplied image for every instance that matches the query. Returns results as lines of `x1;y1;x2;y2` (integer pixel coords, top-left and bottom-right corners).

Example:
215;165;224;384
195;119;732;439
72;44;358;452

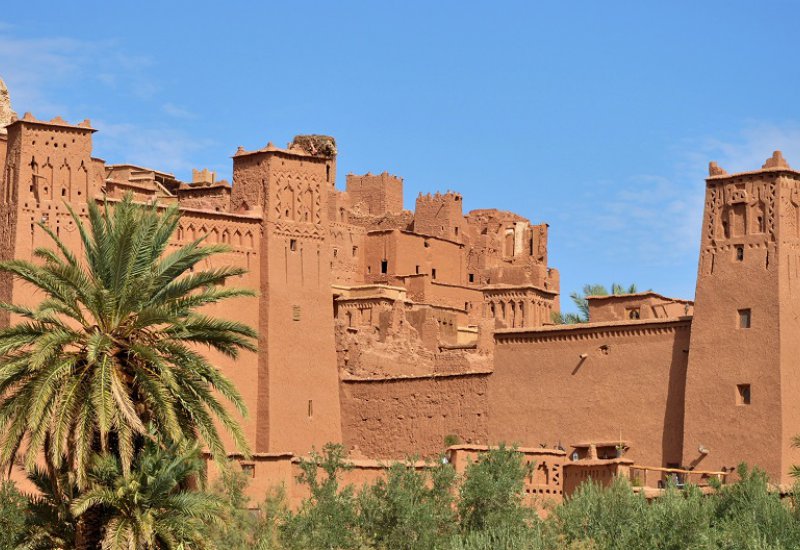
1;79;799;497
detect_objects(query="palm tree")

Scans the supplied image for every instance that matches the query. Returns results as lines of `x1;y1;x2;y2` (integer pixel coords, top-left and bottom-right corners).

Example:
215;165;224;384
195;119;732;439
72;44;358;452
17;464;78;550
71;438;224;550
0;195;257;489
559;283;640;324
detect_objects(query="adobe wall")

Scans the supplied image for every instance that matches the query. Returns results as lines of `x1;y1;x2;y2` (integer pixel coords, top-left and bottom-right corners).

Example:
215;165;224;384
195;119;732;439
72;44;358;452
174;209;262;448
483;286;558;328
414;192;466;242
340;372;490;459
428;281;484;315
176;183;232;212
364;230;466;285
588;293;694;323
346;172;403;216
446;445;566;506
329;221;366;285
490;318;691;468
562;458;633;496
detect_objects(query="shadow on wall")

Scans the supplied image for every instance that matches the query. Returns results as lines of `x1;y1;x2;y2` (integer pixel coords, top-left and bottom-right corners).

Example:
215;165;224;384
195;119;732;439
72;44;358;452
660;331;690;468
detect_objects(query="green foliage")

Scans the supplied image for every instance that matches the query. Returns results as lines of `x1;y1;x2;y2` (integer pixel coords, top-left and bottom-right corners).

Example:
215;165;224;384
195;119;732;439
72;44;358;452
281;443;361;550
69;438;225;549
0;480;26;550
458;444;534;533
17;464;80;550
710;464;800;549
209;468;289;550
0;194;257;488
358;458;456;549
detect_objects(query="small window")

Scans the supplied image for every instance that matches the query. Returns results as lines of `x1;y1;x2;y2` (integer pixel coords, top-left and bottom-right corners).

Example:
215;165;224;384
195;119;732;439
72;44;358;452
454;227;459;237
738;308;751;329
432;268;437;280
737;384;751;405
469;273;475;283
241;463;255;478
290;239;297;252
333;248;338;258
292;305;301;321
326;164;330;182
415;265;420;274
381;260;388;274
424;240;430;248
627;308;641;320
736;246;744;261
308;399;313;417
352;246;358;257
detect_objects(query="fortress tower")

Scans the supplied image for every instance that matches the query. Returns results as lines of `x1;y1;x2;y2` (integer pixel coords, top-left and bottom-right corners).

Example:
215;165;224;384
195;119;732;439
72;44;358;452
0;113;104;318
231;136;342;454
682;152;800;484
414;191;466;242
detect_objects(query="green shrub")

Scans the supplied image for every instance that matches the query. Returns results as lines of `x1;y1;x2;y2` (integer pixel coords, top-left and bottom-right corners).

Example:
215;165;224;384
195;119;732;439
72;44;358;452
0;480;26;550
281;443;361;550
710;464;800;549
458;444;534;533
358;458;456;549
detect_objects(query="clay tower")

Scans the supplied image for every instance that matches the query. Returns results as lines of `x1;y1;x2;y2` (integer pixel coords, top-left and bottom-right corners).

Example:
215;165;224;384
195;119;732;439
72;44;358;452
682;152;800;484
231;136;342;454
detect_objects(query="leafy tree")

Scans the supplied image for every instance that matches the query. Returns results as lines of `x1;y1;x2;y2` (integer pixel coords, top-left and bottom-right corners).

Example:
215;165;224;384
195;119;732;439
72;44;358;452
281;443;361;550
70;438;225;550
0;194;257;492
358;458;456;549
458;444;533;533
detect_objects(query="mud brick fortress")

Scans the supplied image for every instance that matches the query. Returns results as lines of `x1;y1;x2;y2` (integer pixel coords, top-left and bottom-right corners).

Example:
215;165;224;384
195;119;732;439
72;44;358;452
1;78;800;501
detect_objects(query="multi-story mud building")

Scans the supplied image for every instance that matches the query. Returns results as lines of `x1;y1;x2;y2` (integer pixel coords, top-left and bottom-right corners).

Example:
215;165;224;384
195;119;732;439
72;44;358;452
2;78;799;498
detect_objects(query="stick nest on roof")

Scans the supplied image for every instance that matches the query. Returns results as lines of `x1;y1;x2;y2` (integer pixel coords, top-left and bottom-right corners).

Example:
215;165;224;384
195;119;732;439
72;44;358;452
289;134;337;157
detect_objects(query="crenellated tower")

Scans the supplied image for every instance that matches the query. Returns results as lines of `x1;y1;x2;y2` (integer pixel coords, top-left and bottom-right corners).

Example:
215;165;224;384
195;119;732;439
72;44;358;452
0;112;104;320
414;191;466;242
231;135;342;454
682;152;800;484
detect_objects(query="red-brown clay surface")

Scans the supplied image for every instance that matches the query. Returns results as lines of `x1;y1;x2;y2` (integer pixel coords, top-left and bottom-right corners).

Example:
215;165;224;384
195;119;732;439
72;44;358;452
2;81;798;496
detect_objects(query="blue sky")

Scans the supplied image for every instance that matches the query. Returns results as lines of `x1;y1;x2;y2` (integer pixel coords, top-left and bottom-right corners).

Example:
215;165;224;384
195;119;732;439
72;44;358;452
2;1;799;313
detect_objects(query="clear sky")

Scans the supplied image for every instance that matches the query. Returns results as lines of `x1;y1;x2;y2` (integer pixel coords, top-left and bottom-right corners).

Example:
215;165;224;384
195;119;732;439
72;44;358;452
2;1;799;313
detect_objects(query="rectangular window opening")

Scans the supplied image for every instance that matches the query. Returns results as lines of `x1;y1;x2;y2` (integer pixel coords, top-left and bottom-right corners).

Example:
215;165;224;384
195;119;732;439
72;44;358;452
381;260;388;274
432;268;437;280
737;384;751;405
469;273;475;283
415;265;420;274
352;246;358;257
736;245;744;261
290;239;297;252
308;399;313;417
738;308;751;329
292;305;301;321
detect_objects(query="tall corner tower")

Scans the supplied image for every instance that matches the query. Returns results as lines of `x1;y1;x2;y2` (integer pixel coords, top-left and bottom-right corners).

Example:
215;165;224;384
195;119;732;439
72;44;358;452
0;113;100;321
683;152;800;485
232;137;341;455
